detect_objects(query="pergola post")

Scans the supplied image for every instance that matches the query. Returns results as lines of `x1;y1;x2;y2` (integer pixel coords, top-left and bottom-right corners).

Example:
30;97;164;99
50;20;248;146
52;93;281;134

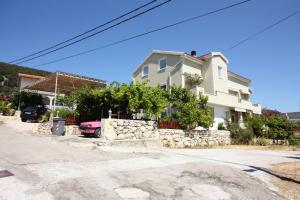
53;72;58;110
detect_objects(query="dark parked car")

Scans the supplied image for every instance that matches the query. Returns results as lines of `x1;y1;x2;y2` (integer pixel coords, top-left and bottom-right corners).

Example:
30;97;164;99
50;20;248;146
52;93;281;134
20;106;50;122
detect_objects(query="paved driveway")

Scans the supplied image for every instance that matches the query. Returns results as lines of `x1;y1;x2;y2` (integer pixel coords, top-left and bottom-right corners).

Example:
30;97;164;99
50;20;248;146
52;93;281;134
0;121;299;199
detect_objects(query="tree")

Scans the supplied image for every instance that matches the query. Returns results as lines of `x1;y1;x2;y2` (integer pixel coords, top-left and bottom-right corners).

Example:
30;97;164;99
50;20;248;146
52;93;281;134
12;91;44;110
244;115;265;137
265;116;294;140
127;82;168;119
61;82;169;121
169;86;213;129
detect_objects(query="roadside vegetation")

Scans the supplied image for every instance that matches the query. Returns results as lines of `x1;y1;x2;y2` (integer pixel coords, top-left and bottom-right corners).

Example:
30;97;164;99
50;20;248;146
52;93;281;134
57;82;213;129
226;114;299;147
1;79;298;148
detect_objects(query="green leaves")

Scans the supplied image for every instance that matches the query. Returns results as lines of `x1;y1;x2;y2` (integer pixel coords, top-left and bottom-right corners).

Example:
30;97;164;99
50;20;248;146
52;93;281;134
12;91;44;110
265;116;294;140
169;86;213;129
184;73;203;87
62;82;213;128
127;82;168;118
244;115;295;141
63;82;169;121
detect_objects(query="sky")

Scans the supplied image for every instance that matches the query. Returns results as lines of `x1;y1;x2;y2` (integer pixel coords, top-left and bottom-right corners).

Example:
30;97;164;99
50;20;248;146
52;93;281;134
1;0;299;112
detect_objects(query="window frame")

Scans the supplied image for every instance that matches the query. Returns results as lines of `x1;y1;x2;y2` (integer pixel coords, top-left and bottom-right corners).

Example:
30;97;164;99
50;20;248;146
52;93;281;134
158;57;167;71
218;66;223;79
142;65;149;77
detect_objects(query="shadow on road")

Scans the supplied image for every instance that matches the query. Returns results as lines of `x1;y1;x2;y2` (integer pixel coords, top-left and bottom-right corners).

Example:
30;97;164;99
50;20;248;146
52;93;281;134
286;156;300;160
173;152;300;184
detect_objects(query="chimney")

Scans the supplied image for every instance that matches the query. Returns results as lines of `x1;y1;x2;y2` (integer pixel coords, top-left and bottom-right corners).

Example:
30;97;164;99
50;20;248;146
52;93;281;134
191;50;197;57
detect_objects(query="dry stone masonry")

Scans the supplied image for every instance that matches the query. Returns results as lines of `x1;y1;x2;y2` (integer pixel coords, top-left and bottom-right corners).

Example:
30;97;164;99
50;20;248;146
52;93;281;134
159;129;231;148
33;121;80;136
110;119;158;140
102;119;231;148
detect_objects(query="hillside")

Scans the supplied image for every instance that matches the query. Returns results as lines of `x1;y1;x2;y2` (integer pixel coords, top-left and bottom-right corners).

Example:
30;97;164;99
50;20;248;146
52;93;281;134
0;61;51;93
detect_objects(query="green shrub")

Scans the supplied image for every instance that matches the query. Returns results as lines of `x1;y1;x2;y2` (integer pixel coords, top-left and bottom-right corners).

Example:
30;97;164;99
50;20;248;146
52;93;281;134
288;135;300;146
256;137;268;146
52;108;75;119
0;102;15;116
39;112;51;122
3;108;15;116
228;123;254;145
244;115;265;137
161;114;172;121
265;116;294;140
218;122;226;130
0;100;9;113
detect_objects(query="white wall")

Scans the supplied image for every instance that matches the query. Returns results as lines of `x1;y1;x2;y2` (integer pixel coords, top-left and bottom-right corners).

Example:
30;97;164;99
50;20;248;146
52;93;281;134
211;56;228;94
212;105;228;130
20;77;39;88
133;53;182;87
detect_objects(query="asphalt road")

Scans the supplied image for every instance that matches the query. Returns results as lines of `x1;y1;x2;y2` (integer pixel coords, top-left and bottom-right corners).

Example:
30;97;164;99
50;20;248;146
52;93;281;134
0;122;298;200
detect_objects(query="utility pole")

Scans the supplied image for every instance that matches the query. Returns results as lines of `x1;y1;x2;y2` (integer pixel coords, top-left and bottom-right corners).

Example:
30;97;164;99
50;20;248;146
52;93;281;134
53;72;58;110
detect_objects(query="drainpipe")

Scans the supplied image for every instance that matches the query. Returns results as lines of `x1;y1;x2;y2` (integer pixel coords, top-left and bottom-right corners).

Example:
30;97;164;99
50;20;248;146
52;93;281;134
18;77;22;111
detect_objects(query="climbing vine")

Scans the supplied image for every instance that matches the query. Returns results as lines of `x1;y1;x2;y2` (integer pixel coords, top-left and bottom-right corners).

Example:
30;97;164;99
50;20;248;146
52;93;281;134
184;73;203;87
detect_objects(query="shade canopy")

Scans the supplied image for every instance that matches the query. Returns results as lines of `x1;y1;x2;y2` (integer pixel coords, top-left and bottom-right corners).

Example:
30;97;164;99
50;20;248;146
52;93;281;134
26;71;106;94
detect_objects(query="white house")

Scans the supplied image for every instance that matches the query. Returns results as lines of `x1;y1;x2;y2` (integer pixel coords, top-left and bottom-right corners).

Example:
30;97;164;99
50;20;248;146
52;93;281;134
132;50;261;129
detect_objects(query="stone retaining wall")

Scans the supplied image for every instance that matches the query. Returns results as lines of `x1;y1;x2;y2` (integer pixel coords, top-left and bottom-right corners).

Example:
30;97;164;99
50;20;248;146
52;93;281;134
159;129;231;148
108;119;157;140
33;122;80;136
101;119;231;148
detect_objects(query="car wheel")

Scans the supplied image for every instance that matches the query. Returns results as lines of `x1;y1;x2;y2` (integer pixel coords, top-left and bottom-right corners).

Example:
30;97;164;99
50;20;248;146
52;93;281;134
21;118;26;122
93;128;101;138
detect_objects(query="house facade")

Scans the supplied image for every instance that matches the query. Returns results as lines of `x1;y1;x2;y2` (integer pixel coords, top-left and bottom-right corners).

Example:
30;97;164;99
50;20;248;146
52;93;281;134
132;50;261;129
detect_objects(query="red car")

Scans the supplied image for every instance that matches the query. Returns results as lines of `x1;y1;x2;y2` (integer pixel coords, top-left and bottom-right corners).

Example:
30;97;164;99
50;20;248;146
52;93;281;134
79;121;101;138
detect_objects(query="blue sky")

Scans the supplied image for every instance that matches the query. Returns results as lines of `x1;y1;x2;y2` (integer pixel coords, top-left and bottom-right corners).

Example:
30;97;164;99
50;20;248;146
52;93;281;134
1;0;299;112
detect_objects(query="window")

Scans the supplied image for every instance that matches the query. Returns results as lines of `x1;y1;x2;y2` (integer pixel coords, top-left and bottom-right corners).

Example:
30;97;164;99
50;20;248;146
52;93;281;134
218;66;223;79
228;89;238;96
159;58;167;70
142;65;149;77
241;93;249;101
160;83;167;89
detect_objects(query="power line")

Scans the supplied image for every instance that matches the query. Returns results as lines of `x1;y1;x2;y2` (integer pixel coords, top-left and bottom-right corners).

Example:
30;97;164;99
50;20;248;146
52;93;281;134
12;0;173;65
9;0;158;64
226;9;300;51
33;0;252;68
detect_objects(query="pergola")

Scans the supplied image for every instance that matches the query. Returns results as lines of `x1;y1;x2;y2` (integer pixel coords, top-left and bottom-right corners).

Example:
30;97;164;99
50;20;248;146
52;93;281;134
25;71;106;108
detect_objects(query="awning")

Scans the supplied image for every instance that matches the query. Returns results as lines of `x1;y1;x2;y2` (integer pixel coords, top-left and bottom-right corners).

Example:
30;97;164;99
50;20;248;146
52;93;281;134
234;108;246;112
25;71;106;94
228;87;239;92
239;89;250;95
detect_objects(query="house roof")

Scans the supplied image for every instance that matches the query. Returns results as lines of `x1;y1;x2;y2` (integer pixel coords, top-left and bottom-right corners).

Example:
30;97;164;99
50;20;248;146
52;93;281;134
197;52;229;64
132;50;253;85
228;71;251;83
285;112;300;120
133;50;203;76
25;71;106;94
18;73;45;80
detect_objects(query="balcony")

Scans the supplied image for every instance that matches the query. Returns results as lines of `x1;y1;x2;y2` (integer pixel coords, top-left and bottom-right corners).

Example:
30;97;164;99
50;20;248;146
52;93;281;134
190;86;261;114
